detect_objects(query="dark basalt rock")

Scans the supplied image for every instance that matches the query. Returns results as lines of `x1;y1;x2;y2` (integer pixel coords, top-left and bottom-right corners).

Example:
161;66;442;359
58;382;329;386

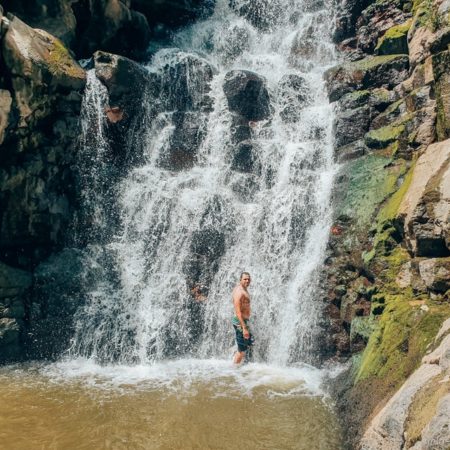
333;105;372;148
159;111;208;171
230;113;252;144
158;50;215;112
229;0;282;32
277;74;310;123
231;140;261;175
223;70;271;121
28;248;88;359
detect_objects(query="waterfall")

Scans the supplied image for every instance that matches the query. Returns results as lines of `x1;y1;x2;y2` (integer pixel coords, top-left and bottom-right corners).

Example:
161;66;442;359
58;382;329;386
69;0;338;366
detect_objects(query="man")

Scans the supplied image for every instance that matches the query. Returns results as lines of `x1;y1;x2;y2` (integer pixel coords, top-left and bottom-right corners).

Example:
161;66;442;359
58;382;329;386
232;272;254;364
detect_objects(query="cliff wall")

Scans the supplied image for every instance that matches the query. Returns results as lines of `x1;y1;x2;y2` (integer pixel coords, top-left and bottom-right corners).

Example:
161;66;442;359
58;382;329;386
326;0;450;448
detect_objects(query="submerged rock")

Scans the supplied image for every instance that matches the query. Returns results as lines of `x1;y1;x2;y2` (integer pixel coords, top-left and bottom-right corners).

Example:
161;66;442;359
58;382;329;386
277;74;310;123
223;70;271;121
229;0;283;32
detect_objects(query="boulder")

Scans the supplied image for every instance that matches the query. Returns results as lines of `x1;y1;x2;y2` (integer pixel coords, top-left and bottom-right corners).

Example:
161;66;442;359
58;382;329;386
231;140;260;174
397;139;450;256
156;50;215;112
418;258;450;293
375;21;411;55
223;70;271;121
356;0;412;53
229;0;282;32
277;74;310;123
229;113;252;144
159;111;207;170
29;248;88;358
332;0;374;43
334;105;372;148
325;55;409;103
336;140;368;162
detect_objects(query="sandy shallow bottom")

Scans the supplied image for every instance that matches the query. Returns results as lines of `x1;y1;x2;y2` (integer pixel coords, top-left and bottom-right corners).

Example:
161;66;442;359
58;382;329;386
0;359;343;450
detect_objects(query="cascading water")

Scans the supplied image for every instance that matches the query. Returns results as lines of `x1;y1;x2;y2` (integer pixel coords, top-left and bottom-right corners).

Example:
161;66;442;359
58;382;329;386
70;0;338;367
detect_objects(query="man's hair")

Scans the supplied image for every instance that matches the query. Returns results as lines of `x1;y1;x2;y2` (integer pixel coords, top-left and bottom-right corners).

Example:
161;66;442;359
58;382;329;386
240;271;250;279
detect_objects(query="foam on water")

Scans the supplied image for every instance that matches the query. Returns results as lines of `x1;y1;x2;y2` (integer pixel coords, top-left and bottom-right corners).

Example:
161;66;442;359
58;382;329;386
37;358;328;398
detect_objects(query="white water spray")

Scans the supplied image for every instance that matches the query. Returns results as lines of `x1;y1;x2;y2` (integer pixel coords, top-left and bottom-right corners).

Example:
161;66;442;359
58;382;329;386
70;0;338;367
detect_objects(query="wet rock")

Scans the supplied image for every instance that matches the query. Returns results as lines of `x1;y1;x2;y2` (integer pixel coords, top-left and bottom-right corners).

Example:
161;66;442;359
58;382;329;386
159;111;208;171
325;55;409;103
333;0;373;43
230;113;251;144
223;70;271;121
0;318;22;360
0;261;32;299
277;74;310;123
158;50;215;112
94;50;152;112
231;140;261;174
336;140;368;162
229;0;283;32
30;249;87;358
334;105;372;148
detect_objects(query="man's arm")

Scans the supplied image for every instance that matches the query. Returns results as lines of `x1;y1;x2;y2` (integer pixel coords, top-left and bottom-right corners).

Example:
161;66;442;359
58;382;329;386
233;289;250;339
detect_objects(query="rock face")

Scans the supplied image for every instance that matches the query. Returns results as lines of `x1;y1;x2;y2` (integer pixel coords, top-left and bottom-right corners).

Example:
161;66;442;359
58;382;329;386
397;139;450;257
2;0;215;59
360;322;450;450
326;0;450;448
223;70;271;121
0;12;86;360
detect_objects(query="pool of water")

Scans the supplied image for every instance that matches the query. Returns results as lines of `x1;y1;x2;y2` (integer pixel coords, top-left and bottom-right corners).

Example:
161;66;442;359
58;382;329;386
0;359;343;450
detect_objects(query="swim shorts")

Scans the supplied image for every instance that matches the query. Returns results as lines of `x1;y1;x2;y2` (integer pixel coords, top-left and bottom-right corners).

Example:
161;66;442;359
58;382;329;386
233;319;254;352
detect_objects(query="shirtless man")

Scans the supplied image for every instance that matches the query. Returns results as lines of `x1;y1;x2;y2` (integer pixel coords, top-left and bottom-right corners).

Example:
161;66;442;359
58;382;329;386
232;272;253;364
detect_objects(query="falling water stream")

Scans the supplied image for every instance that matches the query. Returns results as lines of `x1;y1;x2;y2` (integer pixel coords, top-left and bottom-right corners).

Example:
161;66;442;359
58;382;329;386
1;0;344;448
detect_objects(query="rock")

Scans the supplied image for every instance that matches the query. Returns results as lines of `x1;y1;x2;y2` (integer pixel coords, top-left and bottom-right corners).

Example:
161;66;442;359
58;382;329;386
332;0;373;43
360;363;442;450
375;21;411;55
94;50;152;111
356;0;412;53
229;113;252;144
0;261;32;299
159;111;208;170
325;55;409;103
364;123;405;149
0;90;12;145
229;0;282;32
277;74;310;123
29;249;88;358
132;0;215;30
156;50;215;112
223;70;271;121
0;317;22;360
334;105;372;148
336;140;368;162
231;140;260;174
71;0;151;59
3;16;85;91
398;139;450;256
418;394;450;450
350;315;377;349
418;258;450;293
433;50;450;140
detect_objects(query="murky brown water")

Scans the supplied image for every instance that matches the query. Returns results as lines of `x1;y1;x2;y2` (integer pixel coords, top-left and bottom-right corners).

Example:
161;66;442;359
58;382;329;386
0;360;343;450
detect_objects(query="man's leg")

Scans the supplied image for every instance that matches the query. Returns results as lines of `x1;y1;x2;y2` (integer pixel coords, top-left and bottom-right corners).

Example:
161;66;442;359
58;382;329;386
233;350;245;364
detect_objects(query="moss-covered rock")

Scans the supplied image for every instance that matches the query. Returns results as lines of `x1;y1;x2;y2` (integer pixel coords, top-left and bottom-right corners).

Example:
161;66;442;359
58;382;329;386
376;21;412;55
365;123;406;148
325;55;409;102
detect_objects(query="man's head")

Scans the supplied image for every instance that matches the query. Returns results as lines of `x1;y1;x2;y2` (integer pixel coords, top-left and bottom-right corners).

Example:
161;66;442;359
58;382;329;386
240;271;251;288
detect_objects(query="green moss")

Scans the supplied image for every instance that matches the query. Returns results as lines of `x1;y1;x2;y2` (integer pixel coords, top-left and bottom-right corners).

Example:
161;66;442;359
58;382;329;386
365;124;406;149
349;54;408;72
413;0;441;30
376;21;411;55
47;38;84;79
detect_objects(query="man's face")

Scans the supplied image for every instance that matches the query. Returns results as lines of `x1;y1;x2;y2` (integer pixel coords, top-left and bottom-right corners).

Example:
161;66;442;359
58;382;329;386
241;275;251;287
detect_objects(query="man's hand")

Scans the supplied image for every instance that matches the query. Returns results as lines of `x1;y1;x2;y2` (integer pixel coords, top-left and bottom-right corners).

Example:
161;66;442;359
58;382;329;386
243;327;250;340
